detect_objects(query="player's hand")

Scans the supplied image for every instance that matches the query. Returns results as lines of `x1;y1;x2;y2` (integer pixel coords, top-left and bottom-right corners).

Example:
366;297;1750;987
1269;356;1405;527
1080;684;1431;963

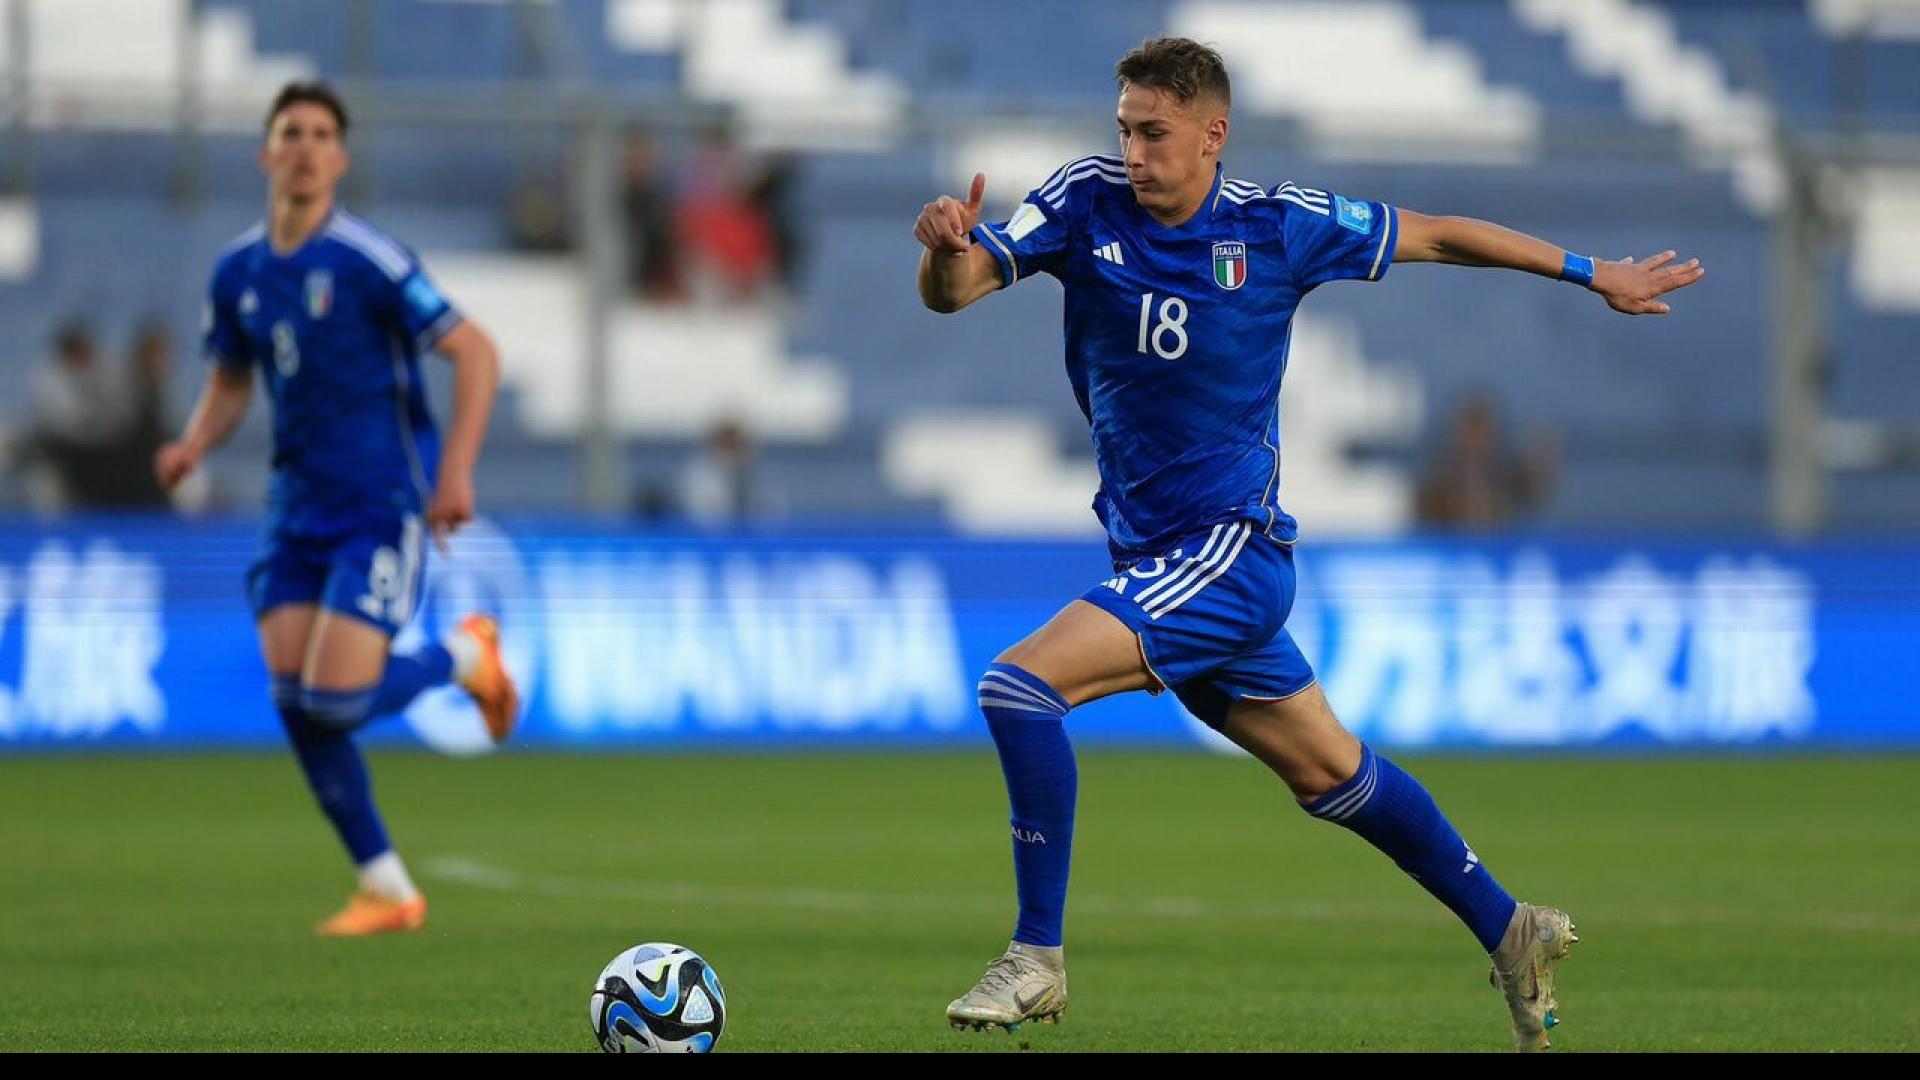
914;172;987;256
154;441;201;492
427;470;475;552
1590;250;1704;315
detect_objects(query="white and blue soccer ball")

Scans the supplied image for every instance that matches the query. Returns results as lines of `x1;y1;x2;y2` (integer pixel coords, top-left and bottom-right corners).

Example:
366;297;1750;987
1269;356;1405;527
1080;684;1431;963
589;942;727;1053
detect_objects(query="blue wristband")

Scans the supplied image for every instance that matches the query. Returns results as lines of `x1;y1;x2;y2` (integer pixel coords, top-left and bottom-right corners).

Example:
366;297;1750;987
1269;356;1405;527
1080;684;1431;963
1559;251;1595;288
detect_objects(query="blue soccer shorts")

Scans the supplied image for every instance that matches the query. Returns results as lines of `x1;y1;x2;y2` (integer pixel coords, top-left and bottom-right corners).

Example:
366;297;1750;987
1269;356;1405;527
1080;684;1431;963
1078;519;1317;729
246;513;428;638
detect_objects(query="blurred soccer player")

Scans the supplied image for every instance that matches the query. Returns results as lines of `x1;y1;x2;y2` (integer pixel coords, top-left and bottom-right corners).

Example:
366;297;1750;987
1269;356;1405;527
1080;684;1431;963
915;38;1703;1050
156;83;520;936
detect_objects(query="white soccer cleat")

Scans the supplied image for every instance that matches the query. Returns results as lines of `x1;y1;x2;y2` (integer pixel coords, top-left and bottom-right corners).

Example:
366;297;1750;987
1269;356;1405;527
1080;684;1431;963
1489;902;1579;1052
946;942;1068;1032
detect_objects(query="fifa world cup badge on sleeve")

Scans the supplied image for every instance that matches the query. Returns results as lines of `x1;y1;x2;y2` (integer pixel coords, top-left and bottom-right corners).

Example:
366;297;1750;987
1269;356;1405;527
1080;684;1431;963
404;275;446;320
1334;195;1373;234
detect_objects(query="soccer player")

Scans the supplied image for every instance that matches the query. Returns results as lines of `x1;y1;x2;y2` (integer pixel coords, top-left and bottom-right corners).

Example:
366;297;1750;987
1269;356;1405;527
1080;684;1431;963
914;39;1703;1051
155;83;520;937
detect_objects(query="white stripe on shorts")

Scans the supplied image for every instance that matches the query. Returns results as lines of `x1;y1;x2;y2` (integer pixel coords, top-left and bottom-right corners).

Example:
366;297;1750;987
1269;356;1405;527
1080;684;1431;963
1132;523;1233;610
1143;522;1253;620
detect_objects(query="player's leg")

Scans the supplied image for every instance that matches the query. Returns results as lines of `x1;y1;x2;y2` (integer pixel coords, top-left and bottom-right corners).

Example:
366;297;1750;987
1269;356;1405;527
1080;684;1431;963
293;607;426;934
301;608;400;730
997;597;1164;702
992;597;1158;942
259;604;349;853
309;614;514;737
255;598;417;932
1218;681;1521;944
947;598;1155;1030
308;517;519;740
259;604;319;677
290;520;446;935
259;602;319;721
251;536;413;926
1211;676;1575;1051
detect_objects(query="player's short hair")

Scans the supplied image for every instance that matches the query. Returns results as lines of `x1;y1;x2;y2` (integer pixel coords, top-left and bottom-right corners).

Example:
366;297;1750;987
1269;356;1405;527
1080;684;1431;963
1115;38;1231;110
265;81;349;139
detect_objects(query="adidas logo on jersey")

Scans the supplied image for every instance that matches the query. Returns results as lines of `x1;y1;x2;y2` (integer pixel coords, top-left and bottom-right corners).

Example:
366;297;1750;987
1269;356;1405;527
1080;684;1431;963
1092;241;1124;265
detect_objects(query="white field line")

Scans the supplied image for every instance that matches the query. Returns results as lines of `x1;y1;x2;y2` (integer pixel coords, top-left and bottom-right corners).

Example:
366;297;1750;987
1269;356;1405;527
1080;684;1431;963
422;855;1920;936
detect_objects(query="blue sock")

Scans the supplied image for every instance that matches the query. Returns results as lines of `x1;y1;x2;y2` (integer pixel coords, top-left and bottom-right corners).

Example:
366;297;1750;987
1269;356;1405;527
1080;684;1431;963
275;675;391;865
369;643;455;718
295;644;455;732
300;685;378;731
1304;745;1518;953
978;663;1076;949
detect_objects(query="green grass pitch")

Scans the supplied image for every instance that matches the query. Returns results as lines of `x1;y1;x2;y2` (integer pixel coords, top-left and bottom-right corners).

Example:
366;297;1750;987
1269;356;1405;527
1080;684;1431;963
3;752;1916;1051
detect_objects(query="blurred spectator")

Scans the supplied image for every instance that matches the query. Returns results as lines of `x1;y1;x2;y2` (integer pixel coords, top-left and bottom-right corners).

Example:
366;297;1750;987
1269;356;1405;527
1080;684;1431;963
622;127;683;300
746;151;802;294
1415;394;1558;528
678;417;759;527
675;125;776;303
507;165;572;253
9;318;204;512
104;318;179;509
32;320;119;442
18;320;125;510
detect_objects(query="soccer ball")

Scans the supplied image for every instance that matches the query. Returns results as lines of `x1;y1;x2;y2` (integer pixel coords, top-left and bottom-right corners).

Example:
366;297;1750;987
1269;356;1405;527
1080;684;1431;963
589;942;727;1053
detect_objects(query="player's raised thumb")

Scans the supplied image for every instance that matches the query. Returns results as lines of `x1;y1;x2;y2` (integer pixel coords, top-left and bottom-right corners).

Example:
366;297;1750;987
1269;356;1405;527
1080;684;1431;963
966;172;986;214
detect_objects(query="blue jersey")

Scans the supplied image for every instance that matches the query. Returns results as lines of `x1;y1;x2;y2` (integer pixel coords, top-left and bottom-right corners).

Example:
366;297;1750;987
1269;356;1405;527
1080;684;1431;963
972;156;1398;559
204;210;461;536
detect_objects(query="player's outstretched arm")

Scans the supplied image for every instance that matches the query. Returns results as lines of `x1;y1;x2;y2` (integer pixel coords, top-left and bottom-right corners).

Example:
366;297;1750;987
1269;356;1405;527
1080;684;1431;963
915;172;1004;314
427;319;499;546
1394;209;1705;315
155;364;252;492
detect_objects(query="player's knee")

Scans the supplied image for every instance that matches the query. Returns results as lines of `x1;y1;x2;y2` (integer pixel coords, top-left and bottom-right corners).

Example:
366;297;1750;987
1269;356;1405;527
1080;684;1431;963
272;674;325;741
270;673;303;713
298;685;378;733
1276;737;1365;803
977;664;1071;723
1286;766;1346;804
